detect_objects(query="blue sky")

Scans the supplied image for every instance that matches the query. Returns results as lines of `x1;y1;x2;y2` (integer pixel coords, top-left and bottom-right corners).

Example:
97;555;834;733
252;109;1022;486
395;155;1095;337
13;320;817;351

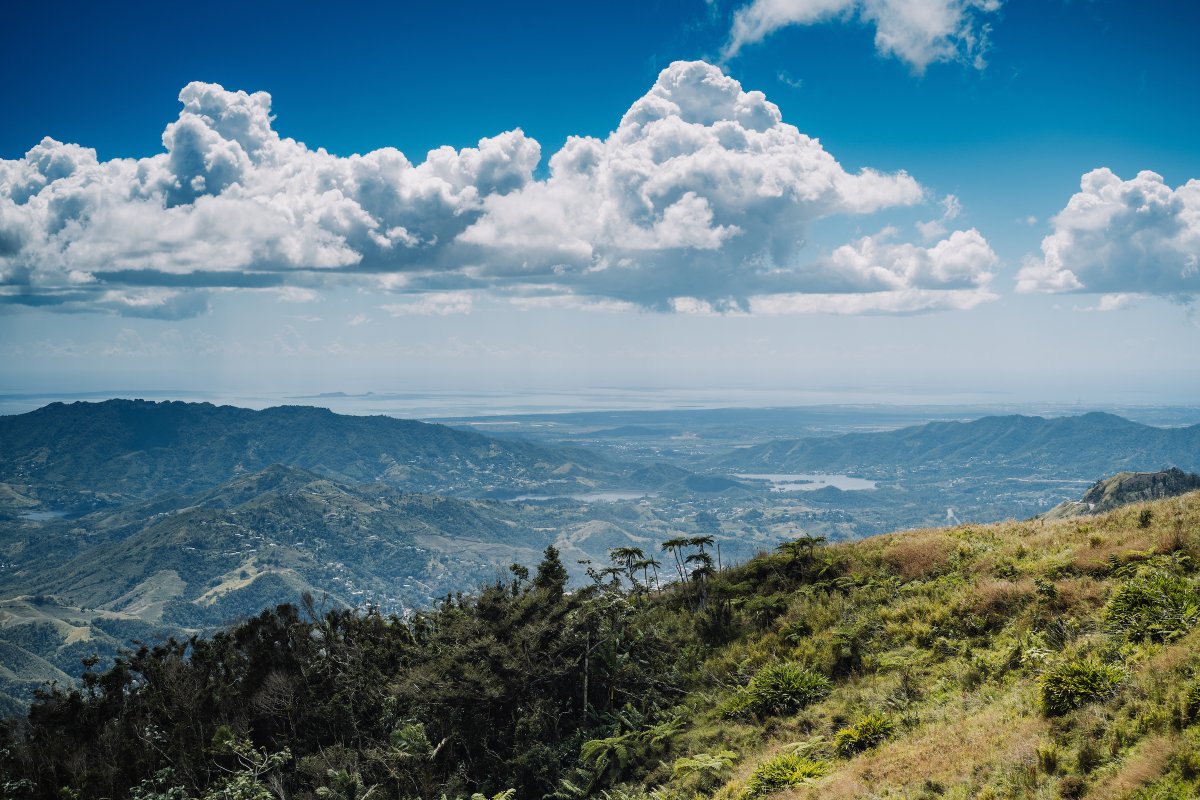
2;0;1198;405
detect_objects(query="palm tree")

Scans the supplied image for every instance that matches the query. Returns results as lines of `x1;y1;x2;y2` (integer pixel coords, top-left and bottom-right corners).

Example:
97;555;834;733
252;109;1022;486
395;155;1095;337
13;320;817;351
633;557;662;589
316;769;379;800
685;551;715;578
661;536;692;584
777;533;827;565
609;546;646;584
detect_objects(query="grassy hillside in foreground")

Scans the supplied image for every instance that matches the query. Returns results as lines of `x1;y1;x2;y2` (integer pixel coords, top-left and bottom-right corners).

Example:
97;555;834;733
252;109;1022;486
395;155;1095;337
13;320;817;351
3;491;1199;800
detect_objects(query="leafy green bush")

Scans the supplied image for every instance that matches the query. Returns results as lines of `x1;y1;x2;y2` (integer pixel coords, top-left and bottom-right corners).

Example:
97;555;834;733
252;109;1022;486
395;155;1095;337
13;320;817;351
833;713;895;757
1105;572;1200;642
1040;658;1125;716
722;661;831;719
672;750;737;792
744;753;828;797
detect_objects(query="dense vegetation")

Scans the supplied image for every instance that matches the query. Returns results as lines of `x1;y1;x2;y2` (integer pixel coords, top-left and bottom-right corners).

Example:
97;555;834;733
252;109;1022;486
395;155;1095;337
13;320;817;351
3;493;1200;799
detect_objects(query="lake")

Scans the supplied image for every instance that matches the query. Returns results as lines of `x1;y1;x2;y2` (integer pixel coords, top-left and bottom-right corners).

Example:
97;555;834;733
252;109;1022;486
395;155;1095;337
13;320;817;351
509;490;657;503
20;509;68;521
734;473;877;492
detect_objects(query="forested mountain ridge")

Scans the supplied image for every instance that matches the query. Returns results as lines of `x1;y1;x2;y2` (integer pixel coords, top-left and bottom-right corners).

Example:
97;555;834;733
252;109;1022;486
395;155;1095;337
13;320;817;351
720;412;1200;478
0;464;549;711
0;400;620;510
4;490;1199;800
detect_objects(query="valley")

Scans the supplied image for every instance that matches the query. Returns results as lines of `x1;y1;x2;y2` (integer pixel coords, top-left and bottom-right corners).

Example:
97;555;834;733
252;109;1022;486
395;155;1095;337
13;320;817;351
1;399;1199;710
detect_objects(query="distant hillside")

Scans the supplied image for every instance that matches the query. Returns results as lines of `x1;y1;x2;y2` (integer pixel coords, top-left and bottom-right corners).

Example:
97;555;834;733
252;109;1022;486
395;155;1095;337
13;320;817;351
1040;467;1200;520
720;412;1200;479
2;464;541;622
0;399;619;509
0;464;554;704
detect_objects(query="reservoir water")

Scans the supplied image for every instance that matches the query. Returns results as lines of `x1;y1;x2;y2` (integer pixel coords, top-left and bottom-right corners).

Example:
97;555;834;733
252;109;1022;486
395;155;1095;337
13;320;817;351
734;473;877;492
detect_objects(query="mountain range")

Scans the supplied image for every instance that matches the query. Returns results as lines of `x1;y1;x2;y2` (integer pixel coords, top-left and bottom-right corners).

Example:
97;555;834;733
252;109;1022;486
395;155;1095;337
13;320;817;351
0;399;619;513
719;411;1200;479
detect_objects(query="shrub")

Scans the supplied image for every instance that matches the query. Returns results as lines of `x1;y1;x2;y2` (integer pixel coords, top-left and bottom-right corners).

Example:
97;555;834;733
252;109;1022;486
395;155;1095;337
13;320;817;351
1036;743;1061;774
833;713;895;757
1104;572;1200;642
672;750;737;792
883;536;952;580
717;690;754;719
1040;658;1125;716
1057;775;1087;799
744;753;828;797
1187;682;1200;723
733;661;831;718
721;661;831;719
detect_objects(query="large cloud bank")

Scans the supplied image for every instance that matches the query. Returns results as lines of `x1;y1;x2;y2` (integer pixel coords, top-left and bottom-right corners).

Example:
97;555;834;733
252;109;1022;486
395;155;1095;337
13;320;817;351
1016;169;1200;301
724;0;1002;72
0;61;997;318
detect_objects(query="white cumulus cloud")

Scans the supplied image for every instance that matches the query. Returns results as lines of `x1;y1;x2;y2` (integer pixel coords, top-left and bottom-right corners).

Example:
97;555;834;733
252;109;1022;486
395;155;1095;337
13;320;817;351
724;0;1002;72
1016;169;1200;301
0;61;996;317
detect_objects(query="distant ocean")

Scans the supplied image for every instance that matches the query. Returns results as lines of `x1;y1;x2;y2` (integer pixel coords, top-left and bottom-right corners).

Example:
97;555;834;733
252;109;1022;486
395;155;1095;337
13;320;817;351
0;387;941;418
2;388;1198;426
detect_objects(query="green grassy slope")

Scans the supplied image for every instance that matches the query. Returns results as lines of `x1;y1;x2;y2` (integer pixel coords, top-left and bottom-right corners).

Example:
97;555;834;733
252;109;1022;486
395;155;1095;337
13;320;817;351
651;492;1200;800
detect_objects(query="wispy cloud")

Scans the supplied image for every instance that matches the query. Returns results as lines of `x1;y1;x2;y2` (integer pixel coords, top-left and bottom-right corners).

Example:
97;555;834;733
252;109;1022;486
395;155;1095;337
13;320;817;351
724;0;1002;73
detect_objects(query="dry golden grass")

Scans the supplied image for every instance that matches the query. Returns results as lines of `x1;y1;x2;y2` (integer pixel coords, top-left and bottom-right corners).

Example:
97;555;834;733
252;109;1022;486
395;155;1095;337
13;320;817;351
1139;625;1200;677
1085;733;1177;800
881;532;955;580
969;578;1036;618
1053;576;1107;612
787;690;1045;799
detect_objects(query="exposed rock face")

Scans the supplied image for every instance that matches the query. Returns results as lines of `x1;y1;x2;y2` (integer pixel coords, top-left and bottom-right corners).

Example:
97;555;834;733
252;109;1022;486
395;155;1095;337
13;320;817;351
1040;467;1200;520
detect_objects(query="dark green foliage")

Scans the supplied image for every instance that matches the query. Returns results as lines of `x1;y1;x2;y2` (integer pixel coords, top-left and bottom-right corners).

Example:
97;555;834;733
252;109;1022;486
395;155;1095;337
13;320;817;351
3;570;684;800
744;753;828;797
722;661;831;719
1104;572;1200;642
833;713;895;757
533;545;570;599
1040;658;1125;715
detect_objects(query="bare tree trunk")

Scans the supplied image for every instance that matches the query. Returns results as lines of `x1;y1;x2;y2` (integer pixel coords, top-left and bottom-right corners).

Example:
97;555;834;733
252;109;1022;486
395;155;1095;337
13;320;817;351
582;629;590;720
